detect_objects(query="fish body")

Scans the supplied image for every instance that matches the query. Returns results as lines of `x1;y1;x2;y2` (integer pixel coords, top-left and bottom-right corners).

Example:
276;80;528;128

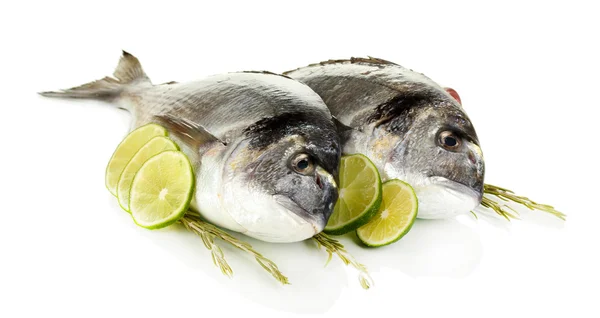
285;58;485;219
42;52;340;242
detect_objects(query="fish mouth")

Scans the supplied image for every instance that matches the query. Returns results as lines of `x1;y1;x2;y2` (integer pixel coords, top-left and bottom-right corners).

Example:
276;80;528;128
414;176;482;219
429;176;483;203
273;165;338;234
315;165;338;222
430;176;483;203
274;195;325;234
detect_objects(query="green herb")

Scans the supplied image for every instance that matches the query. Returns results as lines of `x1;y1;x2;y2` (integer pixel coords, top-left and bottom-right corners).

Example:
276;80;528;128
181;212;289;285
313;233;373;289
481;184;566;221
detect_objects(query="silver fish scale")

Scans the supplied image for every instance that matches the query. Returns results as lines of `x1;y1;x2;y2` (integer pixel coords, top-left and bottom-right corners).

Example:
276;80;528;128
284;59;456;126
40;52;342;242
125;72;332;143
285;58;485;220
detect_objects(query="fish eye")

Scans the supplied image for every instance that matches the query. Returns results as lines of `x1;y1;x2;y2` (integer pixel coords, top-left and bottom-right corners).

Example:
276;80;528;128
291;153;314;175
438;131;461;150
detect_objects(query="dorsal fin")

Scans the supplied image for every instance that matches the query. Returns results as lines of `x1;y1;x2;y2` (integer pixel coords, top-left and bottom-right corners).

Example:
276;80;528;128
283;56;399;75
240;70;294;80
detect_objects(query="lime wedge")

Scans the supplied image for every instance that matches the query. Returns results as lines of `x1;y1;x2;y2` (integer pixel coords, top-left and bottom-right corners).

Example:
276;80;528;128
117;136;179;212
324;154;382;235
105;124;167;196
129;150;194;229
356;179;418;247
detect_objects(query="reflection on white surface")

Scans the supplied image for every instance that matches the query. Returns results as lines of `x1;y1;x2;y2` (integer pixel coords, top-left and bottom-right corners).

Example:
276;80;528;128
223;238;347;314
119;197;569;314
345;218;483;278
143;223;346;314
142;214;487;313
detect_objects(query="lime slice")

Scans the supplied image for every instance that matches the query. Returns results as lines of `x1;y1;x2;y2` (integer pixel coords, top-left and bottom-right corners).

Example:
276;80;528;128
105;124;167;196
117;136;179;212
324;154;382;235
129;150;194;229
356;179;418;247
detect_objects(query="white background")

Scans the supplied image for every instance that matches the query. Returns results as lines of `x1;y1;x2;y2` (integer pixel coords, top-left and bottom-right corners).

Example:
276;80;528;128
1;1;599;317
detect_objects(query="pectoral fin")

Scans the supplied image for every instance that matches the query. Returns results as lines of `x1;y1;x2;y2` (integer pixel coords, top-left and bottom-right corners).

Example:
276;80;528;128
153;114;225;158
332;116;356;145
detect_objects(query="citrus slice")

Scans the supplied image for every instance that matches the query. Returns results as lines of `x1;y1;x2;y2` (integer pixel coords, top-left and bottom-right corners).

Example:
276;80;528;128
129;150;194;229
324;154;382;235
105;124;167;196
117;136;179;212
356;179;418;247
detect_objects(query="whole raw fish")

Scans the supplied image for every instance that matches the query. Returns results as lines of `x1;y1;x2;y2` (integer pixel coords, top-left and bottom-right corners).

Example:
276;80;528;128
285;57;484;219
41;52;340;242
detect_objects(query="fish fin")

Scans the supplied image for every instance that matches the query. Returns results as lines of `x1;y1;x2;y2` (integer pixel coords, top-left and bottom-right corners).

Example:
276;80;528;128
332;116;357;145
283;56;399;75
332;116;353;133
39;51;152;101
241;70;294;80
112;51;149;84
362;56;399;66
153;114;225;150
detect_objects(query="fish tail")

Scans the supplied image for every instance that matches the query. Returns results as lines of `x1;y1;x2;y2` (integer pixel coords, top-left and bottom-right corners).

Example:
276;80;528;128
38;50;151;101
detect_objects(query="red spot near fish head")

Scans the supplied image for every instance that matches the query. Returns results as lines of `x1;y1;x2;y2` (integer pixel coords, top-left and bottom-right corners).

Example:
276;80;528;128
444;87;462;105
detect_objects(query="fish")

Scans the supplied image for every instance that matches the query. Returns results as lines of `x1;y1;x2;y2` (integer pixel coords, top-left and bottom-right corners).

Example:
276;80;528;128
41;51;341;243
284;57;484;219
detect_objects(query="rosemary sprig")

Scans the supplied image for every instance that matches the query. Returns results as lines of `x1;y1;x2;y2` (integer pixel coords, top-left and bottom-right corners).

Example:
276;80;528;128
181;213;289;285
481;183;566;221
313;233;373;290
480;195;520;221
180;217;233;277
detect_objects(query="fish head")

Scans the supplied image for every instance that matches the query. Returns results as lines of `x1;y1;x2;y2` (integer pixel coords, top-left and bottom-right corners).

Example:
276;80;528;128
373;92;485;219
222;112;340;242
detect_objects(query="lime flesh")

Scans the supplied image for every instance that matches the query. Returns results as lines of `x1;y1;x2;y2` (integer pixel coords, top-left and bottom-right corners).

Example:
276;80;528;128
117;136;179;212
129;150;194;229
356;179;418;247
324;154;382;235
105;124;167;196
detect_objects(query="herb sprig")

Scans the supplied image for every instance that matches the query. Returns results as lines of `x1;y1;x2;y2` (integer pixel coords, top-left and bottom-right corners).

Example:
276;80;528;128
480;184;566;221
313;233;373;289
181;212;289;285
